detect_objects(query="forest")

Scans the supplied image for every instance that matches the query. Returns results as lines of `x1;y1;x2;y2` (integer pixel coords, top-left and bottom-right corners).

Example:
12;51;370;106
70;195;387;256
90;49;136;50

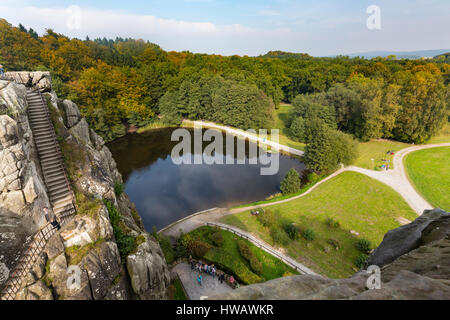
0;18;448;146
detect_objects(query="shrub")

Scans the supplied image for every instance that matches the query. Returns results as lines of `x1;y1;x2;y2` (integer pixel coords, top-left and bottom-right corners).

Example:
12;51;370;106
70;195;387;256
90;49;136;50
114;181;124;196
204;247;261;284
249;257;263;275
212;231;224;247
280;168;301;195
302;228;316;241
327;238;340;250
189;240;211;258
306;172;319;184
356;239;372;254
325;217;340;229
283;223;300;240
159;236;175;264
270;226;290;246
103;199;136;263
355;254;368;269
256;209;275;227
237;240;253;261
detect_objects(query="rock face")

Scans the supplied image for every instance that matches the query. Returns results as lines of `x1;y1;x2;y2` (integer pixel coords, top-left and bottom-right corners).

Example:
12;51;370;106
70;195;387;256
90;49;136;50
0;75;170;300
0;80;51;288
127;234;171;300
368;208;450;267
211;208;450;300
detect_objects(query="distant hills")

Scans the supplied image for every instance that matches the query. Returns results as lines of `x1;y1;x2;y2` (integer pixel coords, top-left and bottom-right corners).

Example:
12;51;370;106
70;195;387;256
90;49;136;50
338;49;450;59
260;49;450;60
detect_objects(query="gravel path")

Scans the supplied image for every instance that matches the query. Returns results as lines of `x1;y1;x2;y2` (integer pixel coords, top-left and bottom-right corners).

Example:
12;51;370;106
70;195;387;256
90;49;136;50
183;119;304;156
173;262;233;300
347;143;450;215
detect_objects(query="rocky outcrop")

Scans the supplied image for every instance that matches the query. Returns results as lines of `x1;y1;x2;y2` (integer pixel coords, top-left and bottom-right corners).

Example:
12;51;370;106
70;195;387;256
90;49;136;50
0;80;52;287
0;75;170;300
368;208;450;267
3;72;52;92
211;208;450;300
127;234;171;300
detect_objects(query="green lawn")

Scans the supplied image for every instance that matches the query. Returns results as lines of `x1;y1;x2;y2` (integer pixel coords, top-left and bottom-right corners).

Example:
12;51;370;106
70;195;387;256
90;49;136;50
186;226;298;284
220;171;417;278
273;104;306;151
167;278;189;300
427;122;450;144
405;146;450;211
353;139;412;170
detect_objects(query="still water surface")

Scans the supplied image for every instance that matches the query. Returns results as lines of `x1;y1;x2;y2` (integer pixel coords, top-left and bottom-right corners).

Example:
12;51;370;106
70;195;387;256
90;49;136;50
108;128;306;230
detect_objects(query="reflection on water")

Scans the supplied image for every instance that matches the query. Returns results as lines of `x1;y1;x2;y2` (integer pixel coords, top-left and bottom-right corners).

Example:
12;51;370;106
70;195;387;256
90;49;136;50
108;128;306;231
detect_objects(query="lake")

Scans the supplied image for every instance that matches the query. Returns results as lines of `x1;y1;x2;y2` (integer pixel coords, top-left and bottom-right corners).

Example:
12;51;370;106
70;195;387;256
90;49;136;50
108;128;306;230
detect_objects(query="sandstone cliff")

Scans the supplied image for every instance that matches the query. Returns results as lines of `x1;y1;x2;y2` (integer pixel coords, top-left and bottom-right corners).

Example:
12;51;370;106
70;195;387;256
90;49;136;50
211;208;450;300
0;73;170;300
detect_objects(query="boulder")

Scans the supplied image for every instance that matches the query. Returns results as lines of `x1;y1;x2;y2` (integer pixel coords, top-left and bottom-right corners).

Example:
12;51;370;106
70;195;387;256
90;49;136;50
62;100;81;128
69;118;91;146
15;280;53;300
368;208;450;267
82;241;121;300
126;234;171;300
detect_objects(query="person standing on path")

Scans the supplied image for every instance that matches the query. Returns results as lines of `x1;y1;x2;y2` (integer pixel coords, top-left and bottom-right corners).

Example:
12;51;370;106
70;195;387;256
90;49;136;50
43;207;61;230
197;273;202;286
0;65;4;78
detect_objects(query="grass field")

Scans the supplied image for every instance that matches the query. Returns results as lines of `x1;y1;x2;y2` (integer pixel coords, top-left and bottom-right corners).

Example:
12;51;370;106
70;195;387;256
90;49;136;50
353;139;412;170
186;226;298;284
220;171;417;278
427;122;450;144
405;146;450;211
273;104;306;151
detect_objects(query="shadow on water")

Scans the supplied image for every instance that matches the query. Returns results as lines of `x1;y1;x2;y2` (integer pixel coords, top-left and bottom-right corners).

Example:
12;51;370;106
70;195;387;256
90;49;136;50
108;128;306;231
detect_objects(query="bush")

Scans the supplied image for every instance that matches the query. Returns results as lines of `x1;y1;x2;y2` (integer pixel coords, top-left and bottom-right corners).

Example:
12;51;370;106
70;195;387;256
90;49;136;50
327;238;340;250
189;240;211;258
237;240;253;260
306;172;319;184
256;209;275;227
280;168;301;195
283;223;300;240
212;231;224;247
103;199;136;263
204;247;261;284
270;226;290;246
249;257;263;275
355;254;368;269
325;217;340;229
356;239;372;254
302;228;316;241
114;181;124;196
159;236;175;264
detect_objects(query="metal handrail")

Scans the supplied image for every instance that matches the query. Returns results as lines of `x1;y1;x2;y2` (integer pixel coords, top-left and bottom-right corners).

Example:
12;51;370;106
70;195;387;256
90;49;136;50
34;89;78;213
204;222;315;275
0;77;78;300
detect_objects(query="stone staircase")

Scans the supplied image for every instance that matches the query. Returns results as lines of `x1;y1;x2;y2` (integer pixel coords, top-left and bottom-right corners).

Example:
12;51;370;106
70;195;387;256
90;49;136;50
0;88;76;300
26;89;76;216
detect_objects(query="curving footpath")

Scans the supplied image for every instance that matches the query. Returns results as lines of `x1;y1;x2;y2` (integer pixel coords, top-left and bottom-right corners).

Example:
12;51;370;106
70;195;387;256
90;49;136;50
347;143;450;215
160;127;449;276
182;119;304;156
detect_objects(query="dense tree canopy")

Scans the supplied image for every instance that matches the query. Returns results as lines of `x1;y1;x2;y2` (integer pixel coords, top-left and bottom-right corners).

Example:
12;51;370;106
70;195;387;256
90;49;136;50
0;18;447;144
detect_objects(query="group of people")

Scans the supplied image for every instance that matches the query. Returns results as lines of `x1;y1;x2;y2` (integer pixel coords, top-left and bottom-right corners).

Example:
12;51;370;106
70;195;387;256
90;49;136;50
189;257;237;288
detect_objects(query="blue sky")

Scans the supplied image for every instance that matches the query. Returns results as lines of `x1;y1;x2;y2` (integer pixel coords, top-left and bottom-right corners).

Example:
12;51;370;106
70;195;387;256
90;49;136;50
1;0;449;56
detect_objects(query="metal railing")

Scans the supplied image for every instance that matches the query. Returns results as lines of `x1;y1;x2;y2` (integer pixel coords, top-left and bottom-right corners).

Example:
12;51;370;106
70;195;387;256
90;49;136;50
204;222;317;276
0;76;77;300
34;88;77;213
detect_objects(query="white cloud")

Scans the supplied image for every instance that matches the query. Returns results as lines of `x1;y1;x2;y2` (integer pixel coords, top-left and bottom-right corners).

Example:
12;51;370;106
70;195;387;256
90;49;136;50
0;5;300;55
